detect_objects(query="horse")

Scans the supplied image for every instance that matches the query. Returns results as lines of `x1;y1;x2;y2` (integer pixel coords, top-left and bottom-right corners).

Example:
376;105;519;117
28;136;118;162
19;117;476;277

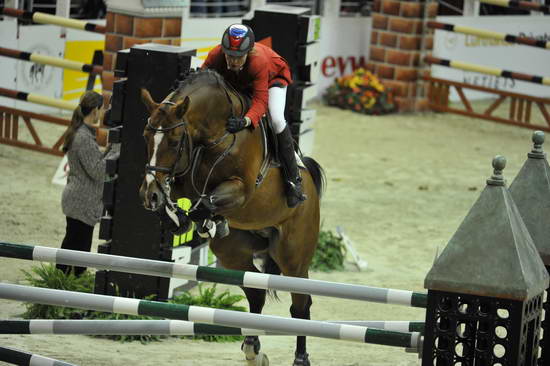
139;69;325;366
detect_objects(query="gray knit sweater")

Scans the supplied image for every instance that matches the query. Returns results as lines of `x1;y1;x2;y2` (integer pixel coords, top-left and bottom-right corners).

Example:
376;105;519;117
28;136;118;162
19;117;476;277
62;124;119;226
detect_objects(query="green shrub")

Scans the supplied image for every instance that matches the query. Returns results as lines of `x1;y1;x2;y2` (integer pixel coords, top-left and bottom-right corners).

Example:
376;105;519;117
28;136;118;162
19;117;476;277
21;264;94;319
170;284;246;342
311;230;347;272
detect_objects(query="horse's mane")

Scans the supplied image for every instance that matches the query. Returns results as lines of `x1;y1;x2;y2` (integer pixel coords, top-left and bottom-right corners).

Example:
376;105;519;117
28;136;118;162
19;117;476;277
170;68;248;113
174;68;229;95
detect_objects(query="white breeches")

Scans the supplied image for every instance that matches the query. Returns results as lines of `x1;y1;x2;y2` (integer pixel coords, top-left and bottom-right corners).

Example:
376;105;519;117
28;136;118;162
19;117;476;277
269;86;288;134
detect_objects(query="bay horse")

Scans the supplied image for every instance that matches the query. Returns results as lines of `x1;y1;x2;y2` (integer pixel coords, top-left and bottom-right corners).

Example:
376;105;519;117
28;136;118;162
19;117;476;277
139;69;324;366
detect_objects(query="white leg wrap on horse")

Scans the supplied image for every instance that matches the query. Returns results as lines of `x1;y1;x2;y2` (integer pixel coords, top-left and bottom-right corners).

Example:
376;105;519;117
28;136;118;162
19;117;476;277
268;86;288;135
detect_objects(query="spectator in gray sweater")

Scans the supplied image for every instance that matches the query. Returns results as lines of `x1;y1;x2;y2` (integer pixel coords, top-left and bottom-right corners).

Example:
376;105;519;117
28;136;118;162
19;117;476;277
56;91;119;276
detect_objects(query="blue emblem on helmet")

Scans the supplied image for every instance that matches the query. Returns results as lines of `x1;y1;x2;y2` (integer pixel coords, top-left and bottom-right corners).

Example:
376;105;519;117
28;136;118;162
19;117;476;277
229;25;248;38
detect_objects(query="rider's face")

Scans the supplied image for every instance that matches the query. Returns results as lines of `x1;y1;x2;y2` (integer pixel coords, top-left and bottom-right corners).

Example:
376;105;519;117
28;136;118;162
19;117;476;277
225;53;248;72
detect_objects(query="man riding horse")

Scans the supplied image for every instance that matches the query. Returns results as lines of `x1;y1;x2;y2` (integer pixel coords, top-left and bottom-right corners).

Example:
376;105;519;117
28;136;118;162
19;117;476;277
139;24;325;364
201;24;306;208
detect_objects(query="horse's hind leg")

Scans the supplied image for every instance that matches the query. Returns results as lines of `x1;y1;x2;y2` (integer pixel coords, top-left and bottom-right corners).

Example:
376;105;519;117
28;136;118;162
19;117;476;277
290;293;312;366
241;287;269;366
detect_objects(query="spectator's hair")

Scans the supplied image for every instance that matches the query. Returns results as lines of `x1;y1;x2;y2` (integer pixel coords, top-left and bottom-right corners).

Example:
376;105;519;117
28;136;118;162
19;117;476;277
62;91;103;153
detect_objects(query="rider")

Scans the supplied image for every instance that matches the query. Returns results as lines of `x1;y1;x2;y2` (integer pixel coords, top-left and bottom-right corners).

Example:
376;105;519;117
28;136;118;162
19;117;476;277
201;24;306;208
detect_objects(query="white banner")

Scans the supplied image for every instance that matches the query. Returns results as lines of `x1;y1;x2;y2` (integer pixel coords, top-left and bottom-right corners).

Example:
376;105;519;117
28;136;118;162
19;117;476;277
0;20;18;108
52;155;69;186
318;17;371;97
15;25;65;114
432;16;550;101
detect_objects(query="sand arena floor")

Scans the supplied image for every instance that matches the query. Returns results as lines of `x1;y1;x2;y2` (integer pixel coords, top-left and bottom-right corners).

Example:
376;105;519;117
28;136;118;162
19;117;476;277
0;100;544;365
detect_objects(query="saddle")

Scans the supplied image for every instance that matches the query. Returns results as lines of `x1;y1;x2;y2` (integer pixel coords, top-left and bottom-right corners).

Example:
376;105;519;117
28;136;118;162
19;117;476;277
256;114;305;187
255;114;280;186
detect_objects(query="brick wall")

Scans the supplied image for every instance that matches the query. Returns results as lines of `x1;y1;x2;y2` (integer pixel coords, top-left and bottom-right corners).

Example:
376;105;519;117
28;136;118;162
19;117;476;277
102;12;182;101
369;0;438;112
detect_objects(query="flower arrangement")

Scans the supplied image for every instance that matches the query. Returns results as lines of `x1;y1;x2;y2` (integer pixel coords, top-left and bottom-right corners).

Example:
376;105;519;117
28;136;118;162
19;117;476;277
323;68;396;115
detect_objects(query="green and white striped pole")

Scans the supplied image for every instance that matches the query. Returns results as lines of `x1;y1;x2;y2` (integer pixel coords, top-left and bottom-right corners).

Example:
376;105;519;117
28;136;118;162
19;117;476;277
0;320;425;336
0;242;428;308
0;345;76;366
0;283;423;351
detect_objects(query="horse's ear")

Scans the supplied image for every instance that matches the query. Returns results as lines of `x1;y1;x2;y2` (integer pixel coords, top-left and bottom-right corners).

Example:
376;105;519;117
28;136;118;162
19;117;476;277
141;88;158;113
175;96;190;120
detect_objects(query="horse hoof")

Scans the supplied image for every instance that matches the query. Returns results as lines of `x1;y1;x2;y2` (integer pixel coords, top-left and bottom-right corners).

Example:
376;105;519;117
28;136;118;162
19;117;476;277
292;352;310;366
245;352;268;366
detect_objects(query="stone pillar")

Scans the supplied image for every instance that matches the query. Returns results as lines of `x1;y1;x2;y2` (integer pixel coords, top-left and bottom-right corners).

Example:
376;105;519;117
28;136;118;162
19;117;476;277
369;0;438;112
102;0;184;101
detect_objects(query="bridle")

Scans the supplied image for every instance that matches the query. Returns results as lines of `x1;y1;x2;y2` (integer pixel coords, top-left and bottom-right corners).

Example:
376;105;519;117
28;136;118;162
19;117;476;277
144;81;244;211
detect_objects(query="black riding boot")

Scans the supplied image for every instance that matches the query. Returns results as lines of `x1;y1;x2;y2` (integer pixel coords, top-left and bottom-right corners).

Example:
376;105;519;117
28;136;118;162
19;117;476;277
276;126;307;208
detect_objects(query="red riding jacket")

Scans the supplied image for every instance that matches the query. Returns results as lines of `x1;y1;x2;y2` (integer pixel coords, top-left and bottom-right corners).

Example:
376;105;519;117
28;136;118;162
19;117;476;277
201;43;292;128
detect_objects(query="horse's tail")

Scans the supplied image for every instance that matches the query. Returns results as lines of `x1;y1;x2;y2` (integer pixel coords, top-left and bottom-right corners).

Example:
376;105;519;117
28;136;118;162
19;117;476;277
303;157;326;198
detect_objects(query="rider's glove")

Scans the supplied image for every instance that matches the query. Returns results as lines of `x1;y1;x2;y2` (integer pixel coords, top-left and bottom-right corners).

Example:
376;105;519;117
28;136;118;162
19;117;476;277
226;116;250;133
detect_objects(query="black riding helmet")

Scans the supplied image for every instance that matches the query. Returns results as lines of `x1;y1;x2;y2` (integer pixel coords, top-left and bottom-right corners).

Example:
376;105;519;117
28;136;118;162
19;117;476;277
221;24;255;57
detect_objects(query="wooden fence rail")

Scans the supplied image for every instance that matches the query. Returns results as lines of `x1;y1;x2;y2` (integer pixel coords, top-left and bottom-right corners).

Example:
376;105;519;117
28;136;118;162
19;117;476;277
0;105;69;156
424;76;550;133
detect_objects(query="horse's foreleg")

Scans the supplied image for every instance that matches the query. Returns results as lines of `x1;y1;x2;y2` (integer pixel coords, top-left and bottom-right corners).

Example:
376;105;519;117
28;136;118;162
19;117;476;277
206;178;248;213
290;293;312;366
241;287;269;366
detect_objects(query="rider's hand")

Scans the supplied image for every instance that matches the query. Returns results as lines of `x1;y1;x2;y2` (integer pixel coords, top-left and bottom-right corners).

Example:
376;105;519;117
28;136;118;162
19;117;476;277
226;116;250;133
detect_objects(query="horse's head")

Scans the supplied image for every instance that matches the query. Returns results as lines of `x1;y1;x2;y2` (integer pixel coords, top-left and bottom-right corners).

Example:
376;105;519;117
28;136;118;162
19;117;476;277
139;70;243;213
139;88;191;212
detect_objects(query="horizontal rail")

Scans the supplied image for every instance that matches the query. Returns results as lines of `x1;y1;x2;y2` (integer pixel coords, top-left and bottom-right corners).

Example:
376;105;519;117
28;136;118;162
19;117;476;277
0;87;78;111
0;319;425;335
0;283;423;350
427;21;550;50
0;6;106;34
424;76;550;102
0;47;103;74
0;241;428;308
425;56;550;87
479;0;550;12
0;105;70;126
427;101;550;133
0;345;76;366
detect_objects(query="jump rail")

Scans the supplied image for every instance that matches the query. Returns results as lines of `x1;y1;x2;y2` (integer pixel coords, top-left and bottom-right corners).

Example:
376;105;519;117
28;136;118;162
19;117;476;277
0;88;76;156
479;0;550;12
0;6;106;34
424;56;550;87
0;283;423;351
427;21;550;50
0;46;103;74
0;241;428;308
0;87;78;111
0;319;425;335
0;345;76;366
424;75;550;132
